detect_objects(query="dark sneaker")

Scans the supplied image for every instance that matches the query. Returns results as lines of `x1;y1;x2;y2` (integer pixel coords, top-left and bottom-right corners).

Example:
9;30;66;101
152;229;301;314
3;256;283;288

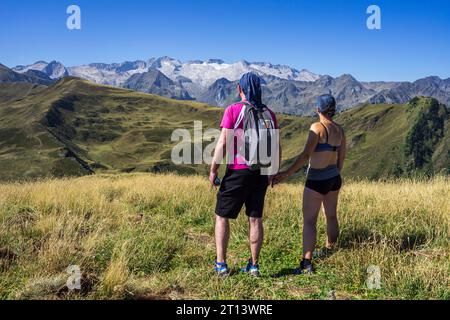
241;259;261;278
214;261;230;277
293;259;314;275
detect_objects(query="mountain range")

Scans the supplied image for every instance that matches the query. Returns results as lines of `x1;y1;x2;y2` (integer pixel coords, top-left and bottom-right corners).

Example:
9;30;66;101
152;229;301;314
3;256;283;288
2;56;449;115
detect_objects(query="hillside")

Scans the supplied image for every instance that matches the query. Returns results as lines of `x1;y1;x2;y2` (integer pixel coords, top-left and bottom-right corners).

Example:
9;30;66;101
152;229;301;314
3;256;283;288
0;174;448;299
0;78;448;181
0;64;53;86
337;97;449;179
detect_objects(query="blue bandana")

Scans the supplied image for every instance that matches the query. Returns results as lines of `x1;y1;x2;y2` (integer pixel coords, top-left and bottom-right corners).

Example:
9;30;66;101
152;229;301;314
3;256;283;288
239;72;266;110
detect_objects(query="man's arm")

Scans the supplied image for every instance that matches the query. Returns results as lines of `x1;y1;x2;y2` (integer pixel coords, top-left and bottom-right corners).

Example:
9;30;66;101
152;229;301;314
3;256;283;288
209;128;229;186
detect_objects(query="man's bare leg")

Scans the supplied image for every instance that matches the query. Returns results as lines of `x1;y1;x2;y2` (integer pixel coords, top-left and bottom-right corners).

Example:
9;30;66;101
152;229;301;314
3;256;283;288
248;217;263;265
215;215;230;263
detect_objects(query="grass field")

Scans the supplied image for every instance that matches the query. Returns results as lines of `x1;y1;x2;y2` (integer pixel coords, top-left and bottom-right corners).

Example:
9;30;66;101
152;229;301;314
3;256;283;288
0;173;448;300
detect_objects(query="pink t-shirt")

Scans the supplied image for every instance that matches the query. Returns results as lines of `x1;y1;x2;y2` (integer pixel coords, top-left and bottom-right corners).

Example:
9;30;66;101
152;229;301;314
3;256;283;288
220;102;279;170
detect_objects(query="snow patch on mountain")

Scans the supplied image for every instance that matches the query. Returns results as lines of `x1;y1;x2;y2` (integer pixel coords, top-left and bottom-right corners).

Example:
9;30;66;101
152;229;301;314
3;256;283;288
68;61;149;86
149;57;320;87
13;61;49;73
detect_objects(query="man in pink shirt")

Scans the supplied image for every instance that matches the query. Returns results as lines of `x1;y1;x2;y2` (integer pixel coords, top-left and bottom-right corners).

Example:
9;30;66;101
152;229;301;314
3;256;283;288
209;73;280;277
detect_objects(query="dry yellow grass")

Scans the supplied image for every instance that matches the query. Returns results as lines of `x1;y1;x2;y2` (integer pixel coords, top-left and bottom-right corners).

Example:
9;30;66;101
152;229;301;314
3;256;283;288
0;174;448;300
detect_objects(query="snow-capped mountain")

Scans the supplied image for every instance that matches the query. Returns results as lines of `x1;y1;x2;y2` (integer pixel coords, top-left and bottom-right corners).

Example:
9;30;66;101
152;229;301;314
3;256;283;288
13;60;68;79
0;63;53;85
123;68;193;100
13;61;49;73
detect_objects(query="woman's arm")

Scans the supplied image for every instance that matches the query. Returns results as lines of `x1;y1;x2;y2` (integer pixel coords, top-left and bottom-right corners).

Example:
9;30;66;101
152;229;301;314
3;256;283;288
337;128;346;172
283;124;320;177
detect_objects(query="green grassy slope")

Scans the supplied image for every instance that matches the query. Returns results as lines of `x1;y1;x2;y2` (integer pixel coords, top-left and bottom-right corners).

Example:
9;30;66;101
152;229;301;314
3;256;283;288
337;103;413;179
0;78;448;180
0;83;47;104
0;81;93;180
280;97;449;180
40;78;227;175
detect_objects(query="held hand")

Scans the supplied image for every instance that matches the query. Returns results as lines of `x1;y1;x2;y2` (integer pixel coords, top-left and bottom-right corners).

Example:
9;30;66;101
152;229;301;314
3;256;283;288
273;171;289;185
269;174;283;187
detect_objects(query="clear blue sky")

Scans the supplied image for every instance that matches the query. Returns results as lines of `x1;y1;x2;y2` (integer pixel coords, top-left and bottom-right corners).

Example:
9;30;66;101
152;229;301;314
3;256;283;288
1;0;449;81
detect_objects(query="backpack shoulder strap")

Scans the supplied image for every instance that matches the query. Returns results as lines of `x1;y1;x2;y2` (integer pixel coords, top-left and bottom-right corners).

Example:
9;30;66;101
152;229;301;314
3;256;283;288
234;103;247;129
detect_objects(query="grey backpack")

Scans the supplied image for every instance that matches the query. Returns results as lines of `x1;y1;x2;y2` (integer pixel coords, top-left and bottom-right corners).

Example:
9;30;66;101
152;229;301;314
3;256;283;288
234;102;275;170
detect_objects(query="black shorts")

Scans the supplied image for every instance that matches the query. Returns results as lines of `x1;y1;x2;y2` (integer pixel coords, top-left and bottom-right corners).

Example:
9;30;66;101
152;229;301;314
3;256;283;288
305;175;342;195
215;169;269;219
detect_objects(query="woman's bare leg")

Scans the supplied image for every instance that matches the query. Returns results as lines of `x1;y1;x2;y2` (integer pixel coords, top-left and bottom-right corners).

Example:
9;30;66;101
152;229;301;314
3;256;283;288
302;187;324;260
322;190;340;249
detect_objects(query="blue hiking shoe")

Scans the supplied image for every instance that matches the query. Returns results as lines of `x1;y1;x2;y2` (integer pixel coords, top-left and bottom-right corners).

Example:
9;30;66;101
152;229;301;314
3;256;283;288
241;259;261;278
214;261;230;277
293;259;314;275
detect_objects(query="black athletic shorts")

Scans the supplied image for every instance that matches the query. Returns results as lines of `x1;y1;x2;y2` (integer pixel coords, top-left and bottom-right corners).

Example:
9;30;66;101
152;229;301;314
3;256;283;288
305;175;342;195
215;169;269;219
